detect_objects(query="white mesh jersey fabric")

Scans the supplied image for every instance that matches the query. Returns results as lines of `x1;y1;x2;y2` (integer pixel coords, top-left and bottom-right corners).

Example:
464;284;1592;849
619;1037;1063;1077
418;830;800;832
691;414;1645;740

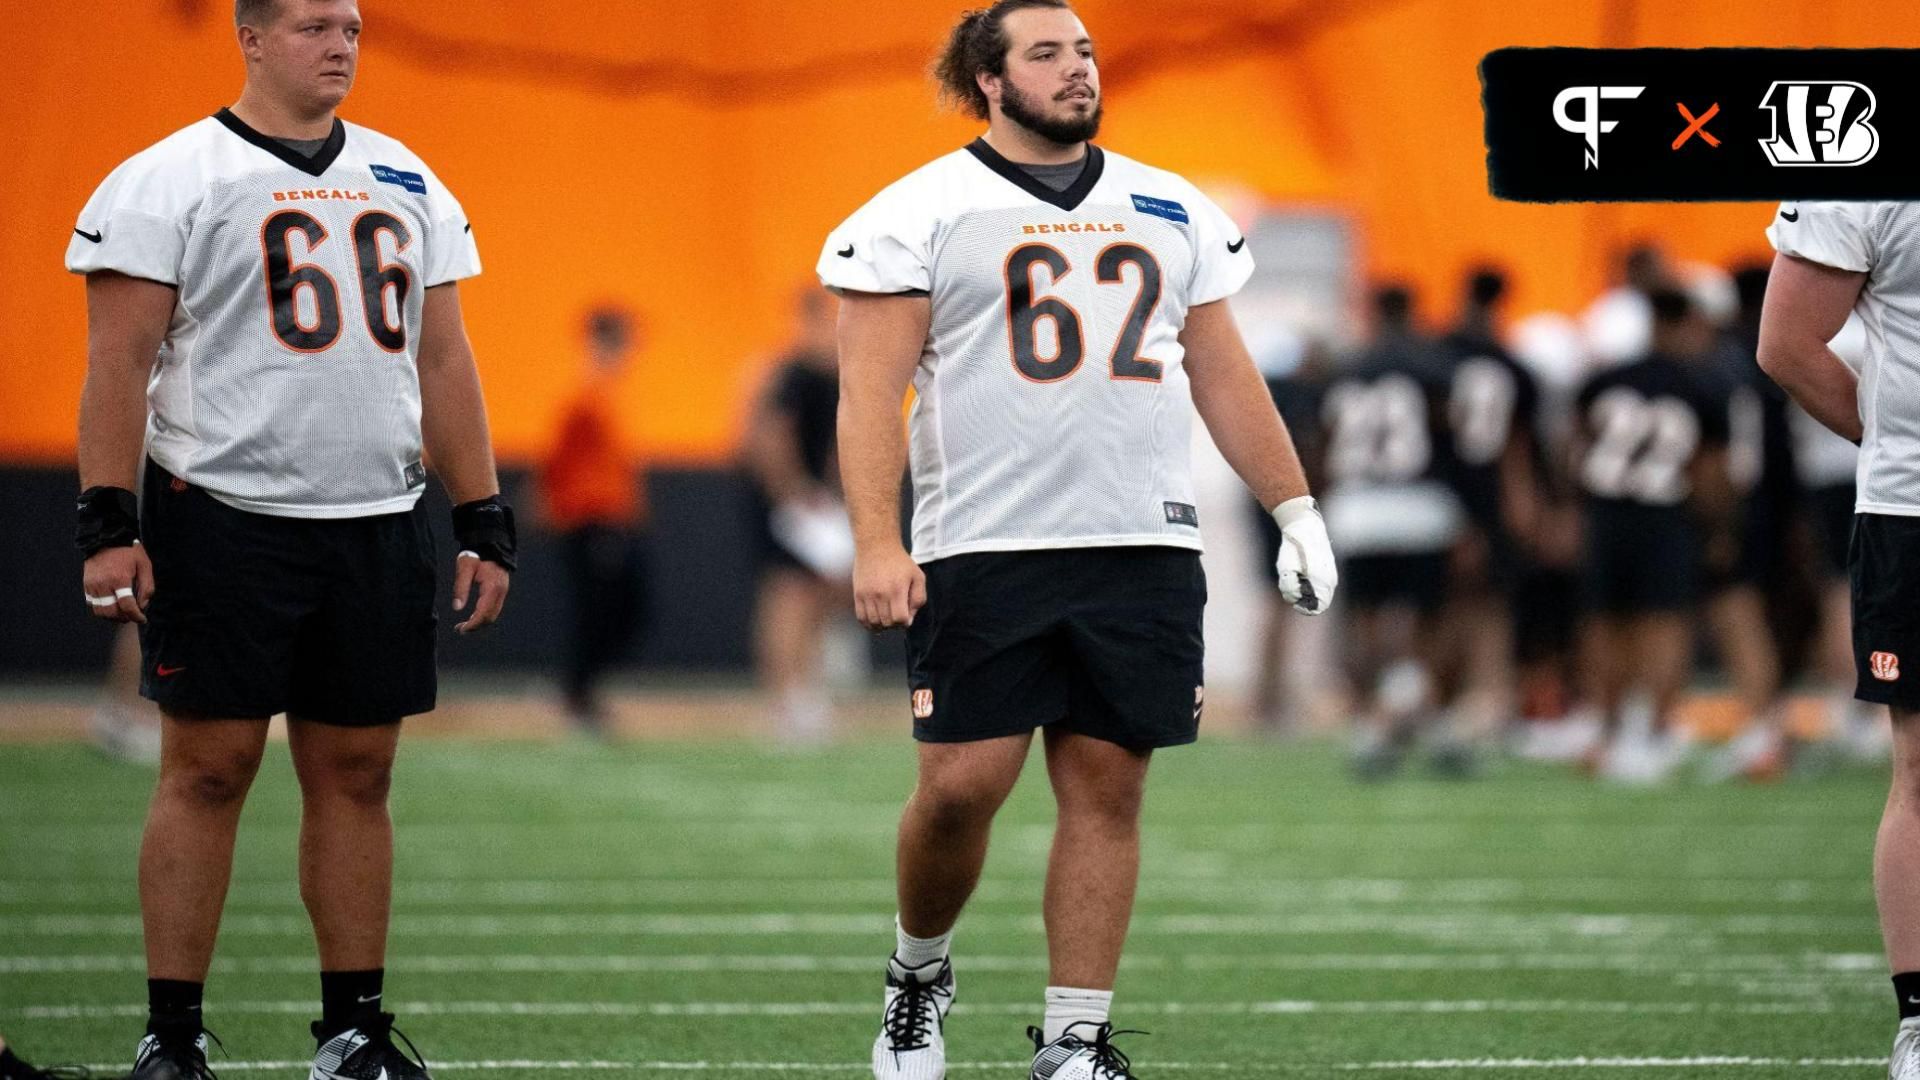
67;114;480;518
1770;201;1920;516
817;144;1253;562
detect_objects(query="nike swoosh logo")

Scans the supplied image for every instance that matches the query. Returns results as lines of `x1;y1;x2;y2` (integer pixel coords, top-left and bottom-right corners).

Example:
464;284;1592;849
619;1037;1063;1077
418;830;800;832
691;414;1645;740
357;993;382;1003
74;227;103;243
1779;209;1799;222
1227;237;1246;254
156;664;186;677
837;244;855;258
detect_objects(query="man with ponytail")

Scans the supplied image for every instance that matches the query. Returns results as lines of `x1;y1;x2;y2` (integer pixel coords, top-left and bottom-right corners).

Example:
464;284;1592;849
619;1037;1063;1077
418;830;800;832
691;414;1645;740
819;3;1336;1077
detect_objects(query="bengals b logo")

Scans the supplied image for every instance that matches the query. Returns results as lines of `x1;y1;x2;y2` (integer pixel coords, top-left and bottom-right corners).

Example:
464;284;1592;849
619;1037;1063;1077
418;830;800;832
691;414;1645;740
1872;651;1901;682
1759;81;1879;167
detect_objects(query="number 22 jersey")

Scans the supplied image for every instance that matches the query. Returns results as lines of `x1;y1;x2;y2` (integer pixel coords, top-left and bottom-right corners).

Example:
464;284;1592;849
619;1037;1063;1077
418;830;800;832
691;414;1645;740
817;139;1253;562
65;109;481;519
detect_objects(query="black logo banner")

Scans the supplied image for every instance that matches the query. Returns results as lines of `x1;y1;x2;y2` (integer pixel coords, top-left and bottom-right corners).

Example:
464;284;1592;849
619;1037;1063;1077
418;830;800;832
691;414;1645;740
1482;48;1920;201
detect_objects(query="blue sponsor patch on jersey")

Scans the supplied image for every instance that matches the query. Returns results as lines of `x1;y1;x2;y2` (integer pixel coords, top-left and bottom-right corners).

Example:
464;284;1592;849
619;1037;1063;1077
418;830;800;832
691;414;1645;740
1130;194;1189;224
370;164;428;195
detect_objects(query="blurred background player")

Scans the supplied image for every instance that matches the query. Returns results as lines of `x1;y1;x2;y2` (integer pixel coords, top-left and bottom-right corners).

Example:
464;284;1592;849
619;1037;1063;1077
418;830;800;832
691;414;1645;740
742;287;854;743
1320;283;1468;778
66;1;512;1077
825;3;1333;1076
1439;266;1541;743
1573;289;1732;783
90;623;159;763
1759;197;1920;1080
1247;338;1331;736
1697;262;1794;781
539;305;651;733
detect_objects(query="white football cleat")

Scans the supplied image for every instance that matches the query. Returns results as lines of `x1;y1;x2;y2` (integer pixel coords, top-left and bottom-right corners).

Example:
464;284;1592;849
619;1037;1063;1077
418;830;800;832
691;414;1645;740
1028;1021;1142;1080
872;955;954;1080
1892;1017;1920;1080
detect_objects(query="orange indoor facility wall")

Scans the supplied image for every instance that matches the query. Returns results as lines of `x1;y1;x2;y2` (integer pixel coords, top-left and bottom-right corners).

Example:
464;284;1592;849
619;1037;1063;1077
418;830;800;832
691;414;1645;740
6;1;1917;465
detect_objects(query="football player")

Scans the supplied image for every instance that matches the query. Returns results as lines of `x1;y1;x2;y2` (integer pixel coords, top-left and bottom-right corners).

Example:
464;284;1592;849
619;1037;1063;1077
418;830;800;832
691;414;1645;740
67;2;512;1077
820;3;1335;1077
744;288;855;743
1761;199;1920;1077
1572;290;1731;783
1439;267;1542;743
1319;285;1470;778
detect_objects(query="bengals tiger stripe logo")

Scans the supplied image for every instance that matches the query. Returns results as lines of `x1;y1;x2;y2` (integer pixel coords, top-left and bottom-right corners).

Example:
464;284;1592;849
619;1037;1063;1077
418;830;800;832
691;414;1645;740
1872;651;1901;682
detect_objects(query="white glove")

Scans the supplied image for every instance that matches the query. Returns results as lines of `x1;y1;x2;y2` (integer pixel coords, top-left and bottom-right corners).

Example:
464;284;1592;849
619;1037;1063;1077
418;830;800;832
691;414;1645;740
1272;495;1337;615
770;496;857;581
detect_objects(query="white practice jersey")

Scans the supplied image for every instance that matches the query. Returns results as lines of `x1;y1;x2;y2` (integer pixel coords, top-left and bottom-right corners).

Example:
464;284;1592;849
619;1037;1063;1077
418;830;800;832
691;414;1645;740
1769;201;1920;516
817;139;1253;562
66;110;481;518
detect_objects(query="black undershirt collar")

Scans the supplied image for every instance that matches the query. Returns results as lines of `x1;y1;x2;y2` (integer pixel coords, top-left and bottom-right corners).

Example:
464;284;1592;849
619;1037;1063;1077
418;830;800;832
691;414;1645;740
965;137;1105;212
214;107;346;177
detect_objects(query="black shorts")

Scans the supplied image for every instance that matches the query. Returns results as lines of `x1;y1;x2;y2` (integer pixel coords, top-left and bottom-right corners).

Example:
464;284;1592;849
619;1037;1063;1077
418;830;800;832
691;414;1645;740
1810;483;1855;581
1583;502;1702;615
1341;551;1451;614
1850;513;1920;711
906;547;1206;750
138;461;438;724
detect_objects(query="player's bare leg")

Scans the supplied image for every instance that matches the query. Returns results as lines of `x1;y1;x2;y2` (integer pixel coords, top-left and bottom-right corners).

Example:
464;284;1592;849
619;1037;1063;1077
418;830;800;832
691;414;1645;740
1638;614;1696;736
1040;727;1151;990
896;733;1032;936
1705;585;1789;780
141;712;269;982
756;568;834;742
288;718;400;974
1879;708;1920;975
1598;614;1694;784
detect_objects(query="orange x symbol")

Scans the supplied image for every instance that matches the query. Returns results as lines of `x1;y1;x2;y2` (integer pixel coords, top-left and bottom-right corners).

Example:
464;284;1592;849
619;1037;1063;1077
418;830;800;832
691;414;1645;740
1673;102;1721;149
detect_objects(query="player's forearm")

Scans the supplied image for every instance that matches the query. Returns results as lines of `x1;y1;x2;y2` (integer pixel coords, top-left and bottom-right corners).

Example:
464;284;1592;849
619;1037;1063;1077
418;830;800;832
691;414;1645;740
1191;359;1310;511
76;360;150;491
1760;342;1862;444
837;395;907;550
420;354;501;503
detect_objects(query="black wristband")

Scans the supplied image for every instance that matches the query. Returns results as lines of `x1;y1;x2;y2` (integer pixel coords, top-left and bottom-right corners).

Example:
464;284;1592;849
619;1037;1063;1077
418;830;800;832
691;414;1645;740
451;495;517;571
76;485;140;558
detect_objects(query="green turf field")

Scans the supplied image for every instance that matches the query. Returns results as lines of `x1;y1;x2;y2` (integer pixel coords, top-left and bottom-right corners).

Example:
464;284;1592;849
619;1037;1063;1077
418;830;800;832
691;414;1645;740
0;737;1895;1077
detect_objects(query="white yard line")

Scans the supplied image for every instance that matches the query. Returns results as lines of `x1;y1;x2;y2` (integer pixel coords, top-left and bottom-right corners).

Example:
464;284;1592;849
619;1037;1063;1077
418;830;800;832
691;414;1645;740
14;998;1851;1021
0;950;1886;975
0;877;1871;906
0;912;1877;938
66;1058;1892;1074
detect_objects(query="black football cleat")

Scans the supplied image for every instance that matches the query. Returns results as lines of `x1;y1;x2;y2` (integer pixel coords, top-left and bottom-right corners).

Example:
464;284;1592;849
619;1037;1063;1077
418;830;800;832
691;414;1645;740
309;1012;431;1080
129;1029;218;1080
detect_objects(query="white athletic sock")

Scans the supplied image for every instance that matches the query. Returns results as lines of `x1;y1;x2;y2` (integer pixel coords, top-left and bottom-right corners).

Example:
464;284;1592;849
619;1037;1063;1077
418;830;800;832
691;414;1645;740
1042;986;1113;1044
894;917;951;969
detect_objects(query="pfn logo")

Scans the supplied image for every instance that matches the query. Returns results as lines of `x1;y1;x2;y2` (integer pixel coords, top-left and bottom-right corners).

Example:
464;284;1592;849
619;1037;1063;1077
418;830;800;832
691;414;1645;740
1759;81;1879;166
1553;85;1645;169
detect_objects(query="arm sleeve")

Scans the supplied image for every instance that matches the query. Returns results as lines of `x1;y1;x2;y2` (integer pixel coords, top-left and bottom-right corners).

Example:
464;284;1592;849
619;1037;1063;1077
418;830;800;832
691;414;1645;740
1766;201;1879;273
1184;184;1254;306
816;184;933;296
64;155;189;284
422;173;482;286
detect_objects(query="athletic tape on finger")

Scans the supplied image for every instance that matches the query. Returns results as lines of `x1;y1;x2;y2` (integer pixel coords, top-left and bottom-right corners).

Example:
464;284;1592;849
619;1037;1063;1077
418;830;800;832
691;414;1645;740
85;594;118;608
